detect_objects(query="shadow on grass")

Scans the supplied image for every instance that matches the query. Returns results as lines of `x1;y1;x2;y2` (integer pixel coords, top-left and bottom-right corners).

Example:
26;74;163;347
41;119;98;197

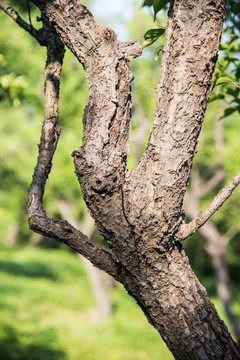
0;260;58;280
0;326;66;360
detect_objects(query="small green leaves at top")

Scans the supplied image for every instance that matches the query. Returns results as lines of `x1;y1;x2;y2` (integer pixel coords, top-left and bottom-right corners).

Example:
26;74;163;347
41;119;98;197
142;0;170;20
154;45;163;60
153;0;170;20
220;106;239;120
142;0;154;6
208;93;225;103
215;76;235;87
211;72;236;91
142;28;165;49
219;43;240;52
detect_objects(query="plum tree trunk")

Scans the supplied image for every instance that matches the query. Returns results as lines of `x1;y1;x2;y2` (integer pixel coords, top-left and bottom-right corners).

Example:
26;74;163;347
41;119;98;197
29;0;239;358
2;0;240;358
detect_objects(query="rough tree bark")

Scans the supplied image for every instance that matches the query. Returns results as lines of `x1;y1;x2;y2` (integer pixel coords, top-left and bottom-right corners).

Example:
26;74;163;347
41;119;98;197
1;0;240;359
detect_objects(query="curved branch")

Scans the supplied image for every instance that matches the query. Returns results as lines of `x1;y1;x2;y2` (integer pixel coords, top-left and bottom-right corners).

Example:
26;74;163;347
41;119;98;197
28;214;120;279
0;0;46;45
177;169;240;240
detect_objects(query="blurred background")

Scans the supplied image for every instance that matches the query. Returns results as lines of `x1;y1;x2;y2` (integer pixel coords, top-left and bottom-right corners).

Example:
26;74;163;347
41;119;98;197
0;0;240;359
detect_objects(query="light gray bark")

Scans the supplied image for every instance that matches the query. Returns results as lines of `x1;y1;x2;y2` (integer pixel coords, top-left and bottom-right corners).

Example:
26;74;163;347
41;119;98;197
1;0;240;358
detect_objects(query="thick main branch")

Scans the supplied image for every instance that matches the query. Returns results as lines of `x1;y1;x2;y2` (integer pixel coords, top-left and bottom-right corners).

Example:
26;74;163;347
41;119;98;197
124;0;228;246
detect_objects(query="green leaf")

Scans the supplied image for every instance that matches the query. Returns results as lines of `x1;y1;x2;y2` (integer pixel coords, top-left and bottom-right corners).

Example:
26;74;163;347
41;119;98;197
220;107;237;119
142;0;154;6
219;44;229;50
229;44;240;52
142;28;165;48
208;93;225;102
224;87;239;97
215;76;235;86
211;77;218;91
154;35;165;59
211;75;235;90
0;53;7;67
153;0;169;20
154;46;163;60
224;56;239;63
216;59;229;72
230;97;240;105
228;34;239;45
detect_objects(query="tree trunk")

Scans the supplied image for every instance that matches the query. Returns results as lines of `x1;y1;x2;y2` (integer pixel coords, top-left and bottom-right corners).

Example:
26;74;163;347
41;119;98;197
117;245;239;359
11;0;239;358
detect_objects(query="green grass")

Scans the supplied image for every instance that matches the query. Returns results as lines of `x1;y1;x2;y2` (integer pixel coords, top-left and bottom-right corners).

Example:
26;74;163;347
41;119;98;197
0;246;239;360
0;246;173;360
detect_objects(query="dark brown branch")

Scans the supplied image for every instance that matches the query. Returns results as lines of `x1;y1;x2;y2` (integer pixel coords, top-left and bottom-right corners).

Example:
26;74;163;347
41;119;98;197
28;215;120;279
0;0;46;45
26;18;120;280
177;169;240;240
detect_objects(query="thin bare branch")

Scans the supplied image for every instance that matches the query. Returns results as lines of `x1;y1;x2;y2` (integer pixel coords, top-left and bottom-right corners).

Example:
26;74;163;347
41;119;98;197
177;169;240;240
0;0;45;45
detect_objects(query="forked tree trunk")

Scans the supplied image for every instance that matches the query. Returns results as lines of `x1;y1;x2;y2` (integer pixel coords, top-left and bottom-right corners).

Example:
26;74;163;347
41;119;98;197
5;0;239;358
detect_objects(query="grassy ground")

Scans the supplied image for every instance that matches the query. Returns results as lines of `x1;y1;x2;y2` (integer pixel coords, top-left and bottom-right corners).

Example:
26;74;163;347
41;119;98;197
0;246;239;360
0;246;173;360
